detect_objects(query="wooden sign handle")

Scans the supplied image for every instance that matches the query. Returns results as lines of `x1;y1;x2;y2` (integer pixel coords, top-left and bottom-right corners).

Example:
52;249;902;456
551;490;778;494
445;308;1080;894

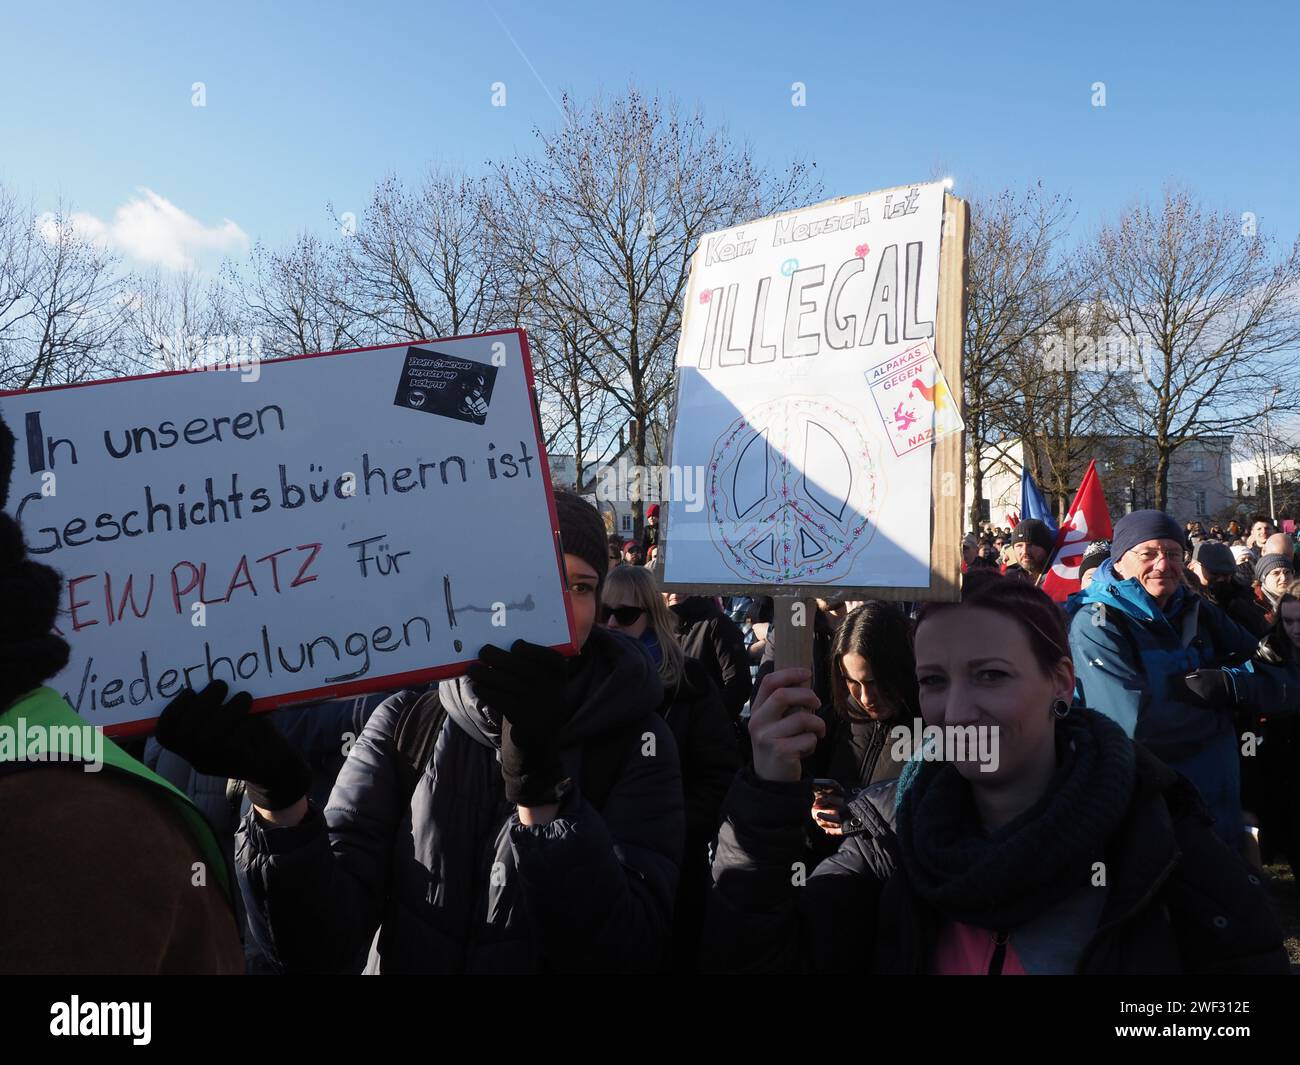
773;596;817;674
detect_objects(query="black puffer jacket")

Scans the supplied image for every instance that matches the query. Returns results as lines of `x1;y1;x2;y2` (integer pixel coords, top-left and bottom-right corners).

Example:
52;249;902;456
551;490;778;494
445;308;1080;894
236;627;684;973
707;744;1287;974
658;656;742;969
671;597;753;723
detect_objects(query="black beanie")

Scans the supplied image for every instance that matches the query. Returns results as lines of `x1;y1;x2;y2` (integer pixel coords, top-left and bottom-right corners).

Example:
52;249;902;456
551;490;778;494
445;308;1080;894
553;489;608;600
0;409;72;710
1011;518;1056;554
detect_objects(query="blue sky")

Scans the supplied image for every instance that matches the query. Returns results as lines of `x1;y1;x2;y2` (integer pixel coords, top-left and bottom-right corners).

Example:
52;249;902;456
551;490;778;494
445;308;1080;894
2;0;1297;272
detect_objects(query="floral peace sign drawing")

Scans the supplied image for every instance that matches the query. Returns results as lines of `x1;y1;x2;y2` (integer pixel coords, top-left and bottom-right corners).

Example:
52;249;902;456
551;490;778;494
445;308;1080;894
706;396;880;583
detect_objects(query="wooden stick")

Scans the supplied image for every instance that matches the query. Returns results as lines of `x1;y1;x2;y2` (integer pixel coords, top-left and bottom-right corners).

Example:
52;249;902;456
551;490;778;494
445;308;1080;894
773;596;817;673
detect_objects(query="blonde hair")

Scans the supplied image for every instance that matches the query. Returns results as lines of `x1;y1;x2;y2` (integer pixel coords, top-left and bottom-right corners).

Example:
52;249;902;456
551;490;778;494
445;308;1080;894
602;564;685;690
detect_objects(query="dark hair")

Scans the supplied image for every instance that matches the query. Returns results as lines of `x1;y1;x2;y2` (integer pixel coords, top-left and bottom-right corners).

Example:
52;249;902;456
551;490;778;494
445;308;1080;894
828;601;920;722
1251;514;1274;528
1261;577;1300;663
914;569;1071;678
0;418;71;710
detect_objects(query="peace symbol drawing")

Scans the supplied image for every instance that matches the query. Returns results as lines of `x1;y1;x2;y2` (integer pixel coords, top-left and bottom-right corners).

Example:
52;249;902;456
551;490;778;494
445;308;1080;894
705;396;880;583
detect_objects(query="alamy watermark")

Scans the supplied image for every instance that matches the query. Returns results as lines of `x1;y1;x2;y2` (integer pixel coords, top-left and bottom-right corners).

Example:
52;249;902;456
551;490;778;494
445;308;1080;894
149;332;262;382
1038;328;1150;379
0;717;104;772
594;458;706;512
50;997;150;1045
889;717;1000;773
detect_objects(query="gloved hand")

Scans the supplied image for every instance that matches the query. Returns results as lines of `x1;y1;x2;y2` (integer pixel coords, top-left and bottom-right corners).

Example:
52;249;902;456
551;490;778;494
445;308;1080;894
155;680;311;811
468;640;574;807
1168;668;1235;710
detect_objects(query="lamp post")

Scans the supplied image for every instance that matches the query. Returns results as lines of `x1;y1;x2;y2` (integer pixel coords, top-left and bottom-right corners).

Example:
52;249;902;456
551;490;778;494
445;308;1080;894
1264;385;1282;521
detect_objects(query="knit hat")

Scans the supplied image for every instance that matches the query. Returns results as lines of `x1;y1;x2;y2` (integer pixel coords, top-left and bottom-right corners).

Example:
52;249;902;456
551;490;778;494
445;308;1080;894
1231;545;1253;565
1010;518;1055;553
1255;553;1294;584
1079;540;1111;579
553;489;609;599
1111;509;1185;563
0;410;71;710
646;503;660;519
1192;541;1237;576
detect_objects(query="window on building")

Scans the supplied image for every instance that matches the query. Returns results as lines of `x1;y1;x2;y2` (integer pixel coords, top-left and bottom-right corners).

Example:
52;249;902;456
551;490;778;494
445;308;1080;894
1195;491;1207;515
621;514;631;532
1191;457;1205;473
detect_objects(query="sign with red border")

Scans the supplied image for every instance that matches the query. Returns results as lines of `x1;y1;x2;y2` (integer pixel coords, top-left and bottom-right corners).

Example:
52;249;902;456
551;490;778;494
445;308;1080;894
0;329;575;735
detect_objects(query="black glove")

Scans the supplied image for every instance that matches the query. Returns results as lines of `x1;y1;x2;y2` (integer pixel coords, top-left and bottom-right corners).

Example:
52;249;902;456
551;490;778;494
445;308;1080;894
468;640;574;807
154;680;311;811
1168;668;1235;710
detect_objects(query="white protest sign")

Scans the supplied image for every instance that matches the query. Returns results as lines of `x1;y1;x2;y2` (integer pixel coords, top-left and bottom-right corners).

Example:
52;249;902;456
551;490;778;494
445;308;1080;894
662;182;963;589
1;329;575;734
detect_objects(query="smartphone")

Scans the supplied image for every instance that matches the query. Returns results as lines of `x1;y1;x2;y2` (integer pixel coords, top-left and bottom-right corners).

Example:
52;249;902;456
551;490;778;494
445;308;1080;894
811;778;843;798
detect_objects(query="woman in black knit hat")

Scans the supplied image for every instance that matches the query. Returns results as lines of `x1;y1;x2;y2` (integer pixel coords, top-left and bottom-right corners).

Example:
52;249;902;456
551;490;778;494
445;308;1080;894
707;571;1287;974
159;488;685;973
0;413;243;973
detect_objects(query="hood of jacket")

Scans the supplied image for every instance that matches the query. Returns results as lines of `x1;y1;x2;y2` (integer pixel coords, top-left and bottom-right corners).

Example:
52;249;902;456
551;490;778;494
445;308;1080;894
439;626;664;751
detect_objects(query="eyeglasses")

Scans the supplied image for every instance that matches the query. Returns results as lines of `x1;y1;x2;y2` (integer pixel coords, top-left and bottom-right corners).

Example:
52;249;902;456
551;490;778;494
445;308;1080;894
1127;548;1185;564
600;604;646;626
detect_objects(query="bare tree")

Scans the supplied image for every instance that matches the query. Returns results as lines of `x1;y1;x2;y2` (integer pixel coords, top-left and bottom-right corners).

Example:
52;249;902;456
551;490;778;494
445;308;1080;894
496;86;817;539
0;197;130;389
230;232;363;358
963;183;1086;528
330;168;506;343
120;268;233;373
527;307;622;489
1094;187;1300;510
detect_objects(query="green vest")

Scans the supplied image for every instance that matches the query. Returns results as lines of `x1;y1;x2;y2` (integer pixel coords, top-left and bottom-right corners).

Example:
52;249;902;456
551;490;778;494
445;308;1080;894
0;686;234;901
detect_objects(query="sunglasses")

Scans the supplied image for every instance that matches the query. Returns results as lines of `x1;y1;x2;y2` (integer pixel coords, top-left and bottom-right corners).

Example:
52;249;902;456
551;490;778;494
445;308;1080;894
600;604;646;626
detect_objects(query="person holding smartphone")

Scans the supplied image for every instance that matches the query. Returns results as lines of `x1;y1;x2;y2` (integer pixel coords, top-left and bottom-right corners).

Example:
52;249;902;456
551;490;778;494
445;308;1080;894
806;602;919;853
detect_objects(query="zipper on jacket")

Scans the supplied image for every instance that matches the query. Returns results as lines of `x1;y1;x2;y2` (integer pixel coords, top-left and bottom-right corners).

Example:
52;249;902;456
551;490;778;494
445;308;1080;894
988;931;1009;975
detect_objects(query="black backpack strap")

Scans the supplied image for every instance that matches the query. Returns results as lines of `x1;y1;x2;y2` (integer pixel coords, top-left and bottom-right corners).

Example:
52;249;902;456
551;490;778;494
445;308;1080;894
393;690;448;802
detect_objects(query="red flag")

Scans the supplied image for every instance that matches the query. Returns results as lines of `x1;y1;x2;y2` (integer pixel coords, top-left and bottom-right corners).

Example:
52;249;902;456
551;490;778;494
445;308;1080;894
1039;460;1113;602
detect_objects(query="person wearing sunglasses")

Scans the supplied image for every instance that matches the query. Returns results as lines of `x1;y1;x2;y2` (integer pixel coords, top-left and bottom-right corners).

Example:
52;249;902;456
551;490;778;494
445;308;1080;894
1068;509;1300;854
601;564;741;972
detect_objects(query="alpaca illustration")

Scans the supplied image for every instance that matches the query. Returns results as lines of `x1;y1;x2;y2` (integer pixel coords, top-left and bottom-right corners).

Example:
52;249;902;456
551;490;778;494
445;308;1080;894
910;375;953;413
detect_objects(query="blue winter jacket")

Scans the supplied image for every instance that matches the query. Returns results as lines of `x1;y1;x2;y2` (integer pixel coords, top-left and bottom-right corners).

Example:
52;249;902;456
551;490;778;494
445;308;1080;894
1066;559;1300;847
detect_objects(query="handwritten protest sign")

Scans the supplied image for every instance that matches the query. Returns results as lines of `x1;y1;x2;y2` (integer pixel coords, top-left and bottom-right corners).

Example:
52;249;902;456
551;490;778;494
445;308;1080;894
0;329;574;734
661;183;966;599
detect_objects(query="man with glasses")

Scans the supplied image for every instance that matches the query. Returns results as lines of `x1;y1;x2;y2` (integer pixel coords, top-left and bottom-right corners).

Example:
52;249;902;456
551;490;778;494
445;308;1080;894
1255;554;1295;624
1067;509;1297;853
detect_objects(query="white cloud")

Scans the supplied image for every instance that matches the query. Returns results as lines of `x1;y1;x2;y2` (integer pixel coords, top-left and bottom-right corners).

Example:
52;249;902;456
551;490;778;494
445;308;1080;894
36;188;249;270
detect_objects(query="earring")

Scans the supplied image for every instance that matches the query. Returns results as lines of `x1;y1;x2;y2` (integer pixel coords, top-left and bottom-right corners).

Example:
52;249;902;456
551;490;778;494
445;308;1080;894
1051;698;1070;719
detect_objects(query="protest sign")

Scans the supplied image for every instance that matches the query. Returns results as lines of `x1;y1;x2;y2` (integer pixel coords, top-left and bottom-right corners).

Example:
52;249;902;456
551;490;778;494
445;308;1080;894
660;182;967;601
0;329;575;734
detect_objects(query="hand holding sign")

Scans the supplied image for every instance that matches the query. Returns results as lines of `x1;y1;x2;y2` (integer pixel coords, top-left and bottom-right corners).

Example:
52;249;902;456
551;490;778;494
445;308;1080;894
469;640;573;807
748;667;824;783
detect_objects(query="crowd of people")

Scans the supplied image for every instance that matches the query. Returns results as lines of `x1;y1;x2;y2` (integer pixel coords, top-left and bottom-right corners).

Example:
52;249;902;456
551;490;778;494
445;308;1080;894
2;404;1297;973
